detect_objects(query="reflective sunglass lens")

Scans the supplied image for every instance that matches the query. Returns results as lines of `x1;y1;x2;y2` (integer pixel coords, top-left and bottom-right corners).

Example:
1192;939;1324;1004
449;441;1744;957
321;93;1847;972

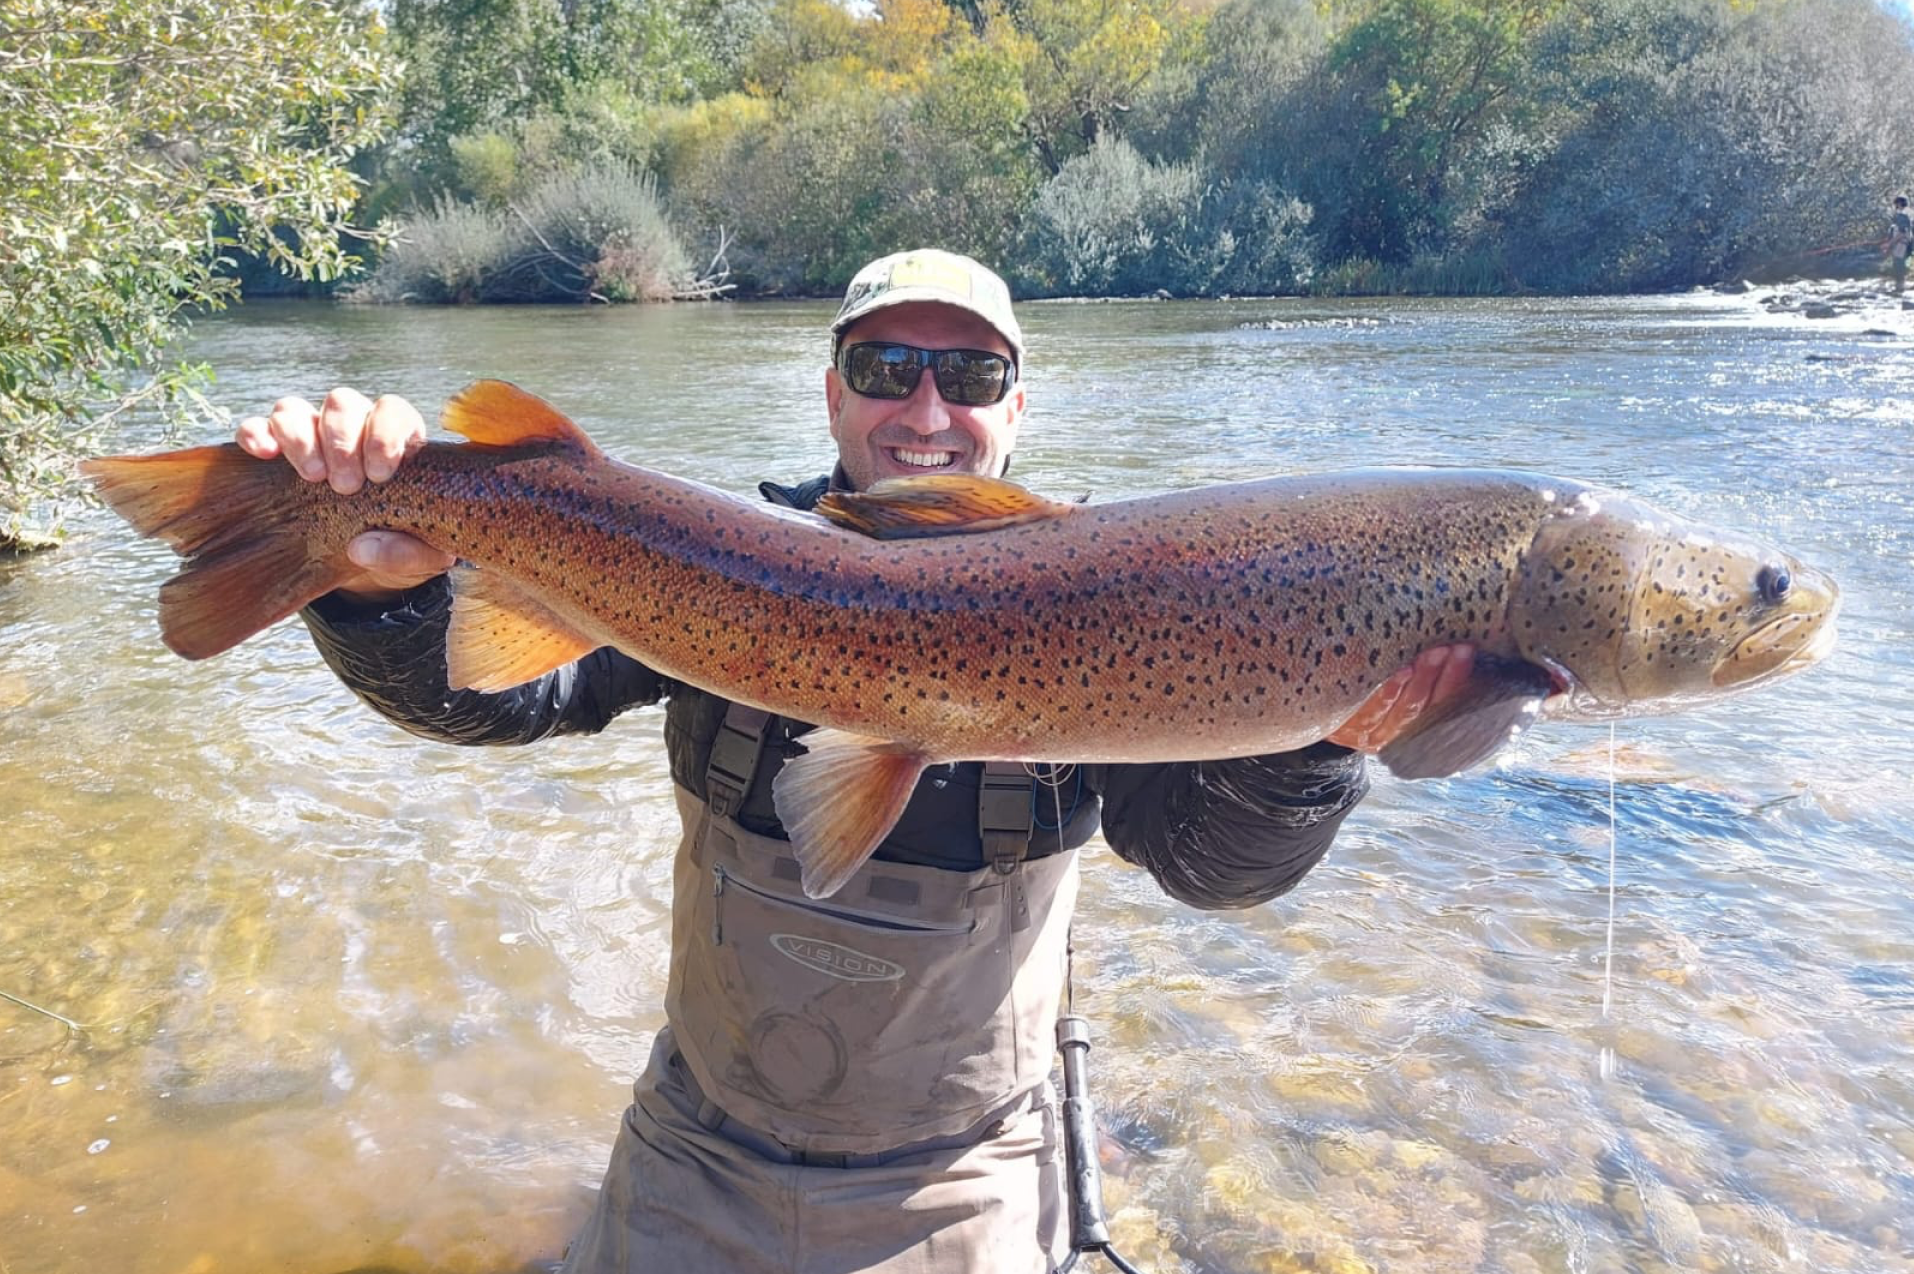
844;345;920;398
933;353;1010;406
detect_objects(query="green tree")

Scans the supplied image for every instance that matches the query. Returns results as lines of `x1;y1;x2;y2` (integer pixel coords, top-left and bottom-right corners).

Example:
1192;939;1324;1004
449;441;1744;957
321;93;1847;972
0;0;397;549
661;0;1043;291
1000;0;1193;175
1494;0;1914;291
1308;0;1557;262
1127;0;1329;174
382;0;770;212
386;0;572;167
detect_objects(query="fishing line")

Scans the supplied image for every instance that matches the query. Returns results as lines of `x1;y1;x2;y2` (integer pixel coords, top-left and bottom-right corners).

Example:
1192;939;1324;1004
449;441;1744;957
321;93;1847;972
1029;763;1080;1015
1032;762;1085;831
1599;720;1618;1081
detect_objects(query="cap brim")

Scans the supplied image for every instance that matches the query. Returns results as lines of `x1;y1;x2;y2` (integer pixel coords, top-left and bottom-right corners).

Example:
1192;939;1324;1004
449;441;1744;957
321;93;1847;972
832;289;1023;363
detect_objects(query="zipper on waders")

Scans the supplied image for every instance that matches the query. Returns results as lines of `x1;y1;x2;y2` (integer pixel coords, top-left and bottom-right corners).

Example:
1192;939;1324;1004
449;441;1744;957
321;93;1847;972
713;864;727;945
718;865;976;934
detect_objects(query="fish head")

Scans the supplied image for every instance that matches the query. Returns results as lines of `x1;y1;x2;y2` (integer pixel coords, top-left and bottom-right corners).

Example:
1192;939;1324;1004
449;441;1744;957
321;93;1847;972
1514;490;1839;716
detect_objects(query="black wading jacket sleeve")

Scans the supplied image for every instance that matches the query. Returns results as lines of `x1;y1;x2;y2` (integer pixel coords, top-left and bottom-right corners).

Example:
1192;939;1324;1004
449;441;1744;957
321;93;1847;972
301;577;667;744
1086;743;1370;911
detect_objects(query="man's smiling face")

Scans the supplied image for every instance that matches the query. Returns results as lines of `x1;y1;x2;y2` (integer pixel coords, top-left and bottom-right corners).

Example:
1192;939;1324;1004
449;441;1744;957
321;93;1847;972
825;300;1025;491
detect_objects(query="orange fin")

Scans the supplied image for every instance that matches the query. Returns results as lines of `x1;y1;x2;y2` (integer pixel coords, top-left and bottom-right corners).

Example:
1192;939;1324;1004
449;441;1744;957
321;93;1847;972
82;445;283;554
155;536;351;660
82;446;350;659
446;566;598;692
770;728;929;897
441;380;603;455
816;475;1076;540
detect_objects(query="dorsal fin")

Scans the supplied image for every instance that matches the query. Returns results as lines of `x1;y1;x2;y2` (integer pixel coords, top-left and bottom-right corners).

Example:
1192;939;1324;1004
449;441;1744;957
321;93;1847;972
441;380;602;454
816;474;1077;540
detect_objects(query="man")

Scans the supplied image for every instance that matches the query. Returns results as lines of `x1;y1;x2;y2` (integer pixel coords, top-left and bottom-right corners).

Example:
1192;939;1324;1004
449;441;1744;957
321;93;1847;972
238;249;1470;1272
1887;195;1912;295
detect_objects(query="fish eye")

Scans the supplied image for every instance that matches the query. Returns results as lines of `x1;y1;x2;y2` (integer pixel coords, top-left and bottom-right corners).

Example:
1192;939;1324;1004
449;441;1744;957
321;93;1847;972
1756;564;1792;604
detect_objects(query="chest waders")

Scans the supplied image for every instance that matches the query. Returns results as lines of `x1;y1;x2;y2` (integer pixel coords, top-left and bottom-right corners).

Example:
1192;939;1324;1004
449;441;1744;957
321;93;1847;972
684;703;1148;1270
671;703;1074;1157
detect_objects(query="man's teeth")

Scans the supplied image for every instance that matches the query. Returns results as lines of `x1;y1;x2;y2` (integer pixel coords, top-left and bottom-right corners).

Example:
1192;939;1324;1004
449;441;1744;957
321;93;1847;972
891;448;957;468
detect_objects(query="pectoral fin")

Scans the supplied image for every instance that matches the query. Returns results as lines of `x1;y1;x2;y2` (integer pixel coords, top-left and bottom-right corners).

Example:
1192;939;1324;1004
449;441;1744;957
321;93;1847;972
771;728;929;897
446;565;597;692
1376;657;1558;780
816;475;1076;540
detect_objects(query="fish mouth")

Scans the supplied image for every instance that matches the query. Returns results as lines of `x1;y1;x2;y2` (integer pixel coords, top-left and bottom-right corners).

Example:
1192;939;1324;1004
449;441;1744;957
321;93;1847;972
1713;610;1839;688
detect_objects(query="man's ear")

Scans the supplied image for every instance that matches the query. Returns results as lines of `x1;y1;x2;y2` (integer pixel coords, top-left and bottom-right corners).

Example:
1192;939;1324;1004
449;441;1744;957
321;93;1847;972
997;379;1028;455
825;366;845;442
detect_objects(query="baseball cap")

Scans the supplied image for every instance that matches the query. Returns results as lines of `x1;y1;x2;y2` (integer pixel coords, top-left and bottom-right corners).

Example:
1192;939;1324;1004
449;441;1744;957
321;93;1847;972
830;249;1024;367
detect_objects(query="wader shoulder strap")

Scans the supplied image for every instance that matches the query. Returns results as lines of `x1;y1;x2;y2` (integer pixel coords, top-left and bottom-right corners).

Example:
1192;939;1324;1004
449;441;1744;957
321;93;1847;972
980;761;1037;933
706;703;773;820
978;761;1035;874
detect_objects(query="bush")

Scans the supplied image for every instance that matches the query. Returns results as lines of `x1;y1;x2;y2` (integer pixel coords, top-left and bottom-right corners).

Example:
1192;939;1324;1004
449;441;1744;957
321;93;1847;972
0;0;395;549
351;160;699;303
1307;247;1510;296
512;163;693;301
1017;136;1202;294
449;131;523;206
1015;136;1317;296
346;195;519;303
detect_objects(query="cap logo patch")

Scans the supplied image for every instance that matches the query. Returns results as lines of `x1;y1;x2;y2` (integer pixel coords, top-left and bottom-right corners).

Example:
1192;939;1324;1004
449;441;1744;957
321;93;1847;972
889;256;973;296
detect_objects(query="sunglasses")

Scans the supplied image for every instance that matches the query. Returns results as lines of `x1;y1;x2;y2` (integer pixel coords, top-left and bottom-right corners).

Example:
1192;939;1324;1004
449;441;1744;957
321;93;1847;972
838;342;1017;407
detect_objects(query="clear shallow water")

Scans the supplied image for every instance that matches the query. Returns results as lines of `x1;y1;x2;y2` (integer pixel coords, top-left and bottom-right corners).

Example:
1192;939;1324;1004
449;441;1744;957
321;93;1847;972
3;292;1911;1274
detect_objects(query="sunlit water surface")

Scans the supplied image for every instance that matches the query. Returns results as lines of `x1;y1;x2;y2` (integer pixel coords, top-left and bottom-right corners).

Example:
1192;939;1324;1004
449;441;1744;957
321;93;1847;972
4;293;1912;1274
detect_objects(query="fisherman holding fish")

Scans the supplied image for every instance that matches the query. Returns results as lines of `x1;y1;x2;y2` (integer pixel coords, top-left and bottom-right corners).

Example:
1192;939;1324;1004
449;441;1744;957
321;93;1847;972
87;246;1836;1270
213;250;1475;1272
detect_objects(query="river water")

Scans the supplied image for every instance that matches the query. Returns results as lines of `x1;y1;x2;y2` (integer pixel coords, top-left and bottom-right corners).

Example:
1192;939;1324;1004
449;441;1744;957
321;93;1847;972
3;292;1912;1274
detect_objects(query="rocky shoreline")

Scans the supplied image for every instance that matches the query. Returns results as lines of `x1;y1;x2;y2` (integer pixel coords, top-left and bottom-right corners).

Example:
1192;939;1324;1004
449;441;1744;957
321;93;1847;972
1712;267;1912;334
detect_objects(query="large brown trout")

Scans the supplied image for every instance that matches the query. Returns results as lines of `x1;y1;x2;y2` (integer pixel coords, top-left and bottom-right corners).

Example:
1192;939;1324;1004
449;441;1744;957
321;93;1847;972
84;381;1838;897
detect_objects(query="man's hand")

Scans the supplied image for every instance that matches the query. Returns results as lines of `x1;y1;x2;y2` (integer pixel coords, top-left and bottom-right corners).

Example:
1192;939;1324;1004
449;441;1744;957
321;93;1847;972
235;388;455;603
1327;643;1476;753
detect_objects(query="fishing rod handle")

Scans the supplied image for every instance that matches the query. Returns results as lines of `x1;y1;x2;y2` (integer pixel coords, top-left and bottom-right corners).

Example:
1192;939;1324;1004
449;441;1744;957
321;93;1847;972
1058;1014;1112;1249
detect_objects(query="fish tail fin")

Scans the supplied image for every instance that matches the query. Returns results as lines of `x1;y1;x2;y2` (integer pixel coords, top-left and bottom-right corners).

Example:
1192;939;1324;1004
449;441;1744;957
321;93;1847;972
82;445;280;555
82;446;352;660
771;728;930;898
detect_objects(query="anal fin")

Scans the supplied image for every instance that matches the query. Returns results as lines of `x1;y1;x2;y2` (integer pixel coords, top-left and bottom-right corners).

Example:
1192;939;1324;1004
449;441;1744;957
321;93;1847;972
1376;656;1557;780
770;728;930;897
446;565;597;692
